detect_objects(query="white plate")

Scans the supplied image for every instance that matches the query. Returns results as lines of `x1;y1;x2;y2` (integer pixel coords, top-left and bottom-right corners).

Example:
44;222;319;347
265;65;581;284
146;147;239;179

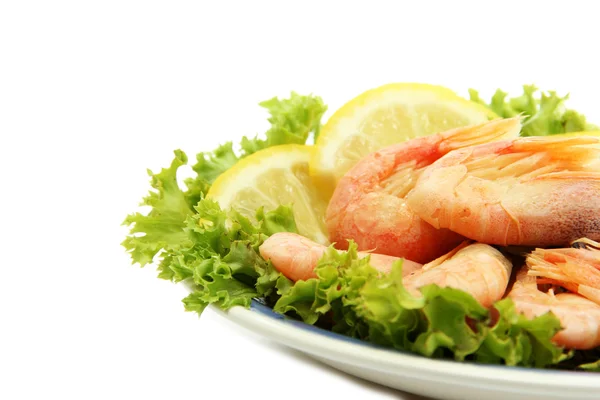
210;299;600;400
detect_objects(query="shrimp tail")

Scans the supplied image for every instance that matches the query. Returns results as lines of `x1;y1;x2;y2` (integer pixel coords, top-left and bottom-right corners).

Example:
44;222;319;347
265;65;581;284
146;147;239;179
438;117;522;153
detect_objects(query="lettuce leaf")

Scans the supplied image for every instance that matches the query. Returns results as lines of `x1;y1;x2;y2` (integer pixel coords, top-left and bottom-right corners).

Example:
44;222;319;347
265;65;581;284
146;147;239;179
122;92;323;311
183;92;326;203
469;85;597;137
145;197;297;314
241;92;327;153
274;243;379;329
121;150;195;268
578;360;600;372
123;92;325;269
179;201;295;313
275;242;569;368
554;346;600;371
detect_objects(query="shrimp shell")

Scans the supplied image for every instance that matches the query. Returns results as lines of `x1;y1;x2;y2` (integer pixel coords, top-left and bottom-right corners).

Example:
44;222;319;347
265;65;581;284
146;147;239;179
407;135;600;246
258;232;422;282
509;269;600;350
326;118;521;263
404;242;512;308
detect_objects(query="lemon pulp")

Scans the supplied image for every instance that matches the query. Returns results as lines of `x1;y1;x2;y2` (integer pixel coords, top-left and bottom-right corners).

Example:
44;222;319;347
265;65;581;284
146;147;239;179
207;145;329;244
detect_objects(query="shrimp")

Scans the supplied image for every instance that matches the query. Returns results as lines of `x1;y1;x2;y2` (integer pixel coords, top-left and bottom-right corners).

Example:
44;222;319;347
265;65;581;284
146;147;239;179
326;118;521;264
508;269;600;350
406;135;600;247
258;232;423;282
260;233;512;308
403;242;512;308
527;238;600;306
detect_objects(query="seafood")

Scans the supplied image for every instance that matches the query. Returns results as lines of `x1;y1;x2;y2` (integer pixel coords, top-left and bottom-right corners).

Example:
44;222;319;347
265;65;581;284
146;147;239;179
527;238;600;306
258;232;422;282
403;242;512;307
326;118;521;263
508;269;600;350
407;135;600;247
260;233;512;308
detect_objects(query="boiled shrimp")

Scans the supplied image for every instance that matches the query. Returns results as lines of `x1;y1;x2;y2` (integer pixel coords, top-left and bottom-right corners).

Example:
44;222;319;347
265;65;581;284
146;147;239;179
403;242;512;308
258;232;422;282
527;238;600;306
260;233;512;308
326;118;521;263
406;135;600;247
508;269;600;350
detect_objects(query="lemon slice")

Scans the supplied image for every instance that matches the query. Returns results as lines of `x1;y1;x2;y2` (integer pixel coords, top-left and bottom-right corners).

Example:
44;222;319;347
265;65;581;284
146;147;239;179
207;144;329;244
310;83;495;198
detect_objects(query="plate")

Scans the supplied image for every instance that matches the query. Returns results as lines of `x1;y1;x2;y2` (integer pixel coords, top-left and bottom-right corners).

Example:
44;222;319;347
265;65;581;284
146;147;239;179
210;299;600;400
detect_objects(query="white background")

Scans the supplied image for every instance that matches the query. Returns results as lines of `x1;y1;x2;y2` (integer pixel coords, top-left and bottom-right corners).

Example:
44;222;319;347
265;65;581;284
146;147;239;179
1;1;598;399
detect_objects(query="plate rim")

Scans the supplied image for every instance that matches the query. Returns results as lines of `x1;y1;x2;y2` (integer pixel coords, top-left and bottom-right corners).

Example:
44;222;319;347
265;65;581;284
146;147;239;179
210;300;600;391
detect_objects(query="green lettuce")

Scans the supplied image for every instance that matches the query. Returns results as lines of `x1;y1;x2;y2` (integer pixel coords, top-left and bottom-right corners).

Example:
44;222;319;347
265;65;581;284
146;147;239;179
276;242;569;368
122;161;297;313
122;91;325;264
274;243;379;331
469;85;597;137
122;150;195;268
241;92;328;153
183;92;326;207
179;200;295;314
555;347;600;371
122;92;324;311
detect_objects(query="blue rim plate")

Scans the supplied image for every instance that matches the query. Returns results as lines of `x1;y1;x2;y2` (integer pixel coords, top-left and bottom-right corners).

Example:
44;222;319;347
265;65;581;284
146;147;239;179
206;297;600;400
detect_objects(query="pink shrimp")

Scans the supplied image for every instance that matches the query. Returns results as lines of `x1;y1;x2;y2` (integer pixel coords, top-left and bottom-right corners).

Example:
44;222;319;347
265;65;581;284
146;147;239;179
406;135;600;247
260;233;512;308
258;232;422;282
508;269;600;350
526;238;600;306
326;118;521;264
403;241;512;308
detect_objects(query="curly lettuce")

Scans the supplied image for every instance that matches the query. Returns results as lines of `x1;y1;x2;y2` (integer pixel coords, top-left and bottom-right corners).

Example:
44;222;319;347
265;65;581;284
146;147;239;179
274;241;569;368
179;201;295;314
469;85;598;137
183;92;326;207
121;150;195;268
122;92;324;309
123;92;325;262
